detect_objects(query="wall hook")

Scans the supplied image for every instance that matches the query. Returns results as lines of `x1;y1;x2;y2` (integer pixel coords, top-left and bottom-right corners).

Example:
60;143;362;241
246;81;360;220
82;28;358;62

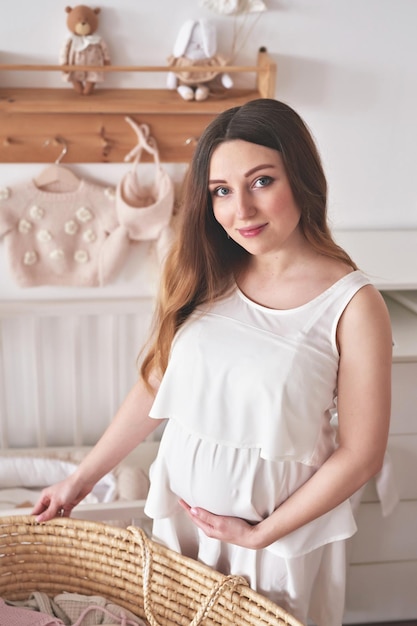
42;136;68;164
54;136;68;164
99;126;113;158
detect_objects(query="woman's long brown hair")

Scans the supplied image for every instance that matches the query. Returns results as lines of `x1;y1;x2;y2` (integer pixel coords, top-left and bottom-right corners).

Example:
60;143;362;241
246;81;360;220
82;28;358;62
140;98;357;385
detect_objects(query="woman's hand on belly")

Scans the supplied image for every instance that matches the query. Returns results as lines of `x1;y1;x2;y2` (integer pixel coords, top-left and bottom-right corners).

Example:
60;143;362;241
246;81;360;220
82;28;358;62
179;499;260;549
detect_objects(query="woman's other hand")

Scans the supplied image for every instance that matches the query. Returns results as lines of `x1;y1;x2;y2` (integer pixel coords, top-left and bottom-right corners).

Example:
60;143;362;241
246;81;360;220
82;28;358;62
31;474;92;522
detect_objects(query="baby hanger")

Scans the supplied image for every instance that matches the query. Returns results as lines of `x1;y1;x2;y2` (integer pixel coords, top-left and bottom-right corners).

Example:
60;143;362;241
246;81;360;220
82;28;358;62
34;136;80;189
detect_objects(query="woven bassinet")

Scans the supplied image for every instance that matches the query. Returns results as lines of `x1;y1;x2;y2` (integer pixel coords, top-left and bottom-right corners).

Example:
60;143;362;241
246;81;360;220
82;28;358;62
0;515;302;626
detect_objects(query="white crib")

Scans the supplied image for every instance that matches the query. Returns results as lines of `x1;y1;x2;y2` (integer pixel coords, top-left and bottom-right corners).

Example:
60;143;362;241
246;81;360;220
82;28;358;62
0;296;160;526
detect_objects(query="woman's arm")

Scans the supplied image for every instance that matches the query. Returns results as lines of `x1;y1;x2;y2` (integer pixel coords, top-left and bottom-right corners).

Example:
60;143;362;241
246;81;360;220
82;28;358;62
180;285;393;549
32;375;163;522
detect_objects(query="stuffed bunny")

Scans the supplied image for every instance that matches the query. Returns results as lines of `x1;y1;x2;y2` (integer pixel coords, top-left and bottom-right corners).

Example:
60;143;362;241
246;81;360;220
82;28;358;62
167;19;233;101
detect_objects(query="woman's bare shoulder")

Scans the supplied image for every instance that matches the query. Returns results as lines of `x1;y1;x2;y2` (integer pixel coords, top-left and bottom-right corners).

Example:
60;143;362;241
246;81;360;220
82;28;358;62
337;282;392;354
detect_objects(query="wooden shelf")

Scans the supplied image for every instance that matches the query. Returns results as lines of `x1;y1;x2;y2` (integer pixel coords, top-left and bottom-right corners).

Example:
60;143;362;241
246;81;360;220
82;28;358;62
0;49;276;163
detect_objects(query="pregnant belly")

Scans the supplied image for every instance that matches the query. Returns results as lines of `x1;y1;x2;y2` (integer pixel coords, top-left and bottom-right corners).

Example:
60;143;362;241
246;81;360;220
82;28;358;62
153;420;307;521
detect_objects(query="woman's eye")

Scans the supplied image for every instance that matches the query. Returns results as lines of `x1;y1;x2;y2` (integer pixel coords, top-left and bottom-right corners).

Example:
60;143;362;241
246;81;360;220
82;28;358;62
213;186;229;197
254;176;273;188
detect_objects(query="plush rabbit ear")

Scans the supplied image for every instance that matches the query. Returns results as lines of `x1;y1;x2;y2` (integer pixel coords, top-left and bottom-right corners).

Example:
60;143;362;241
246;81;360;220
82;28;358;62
199;19;217;57
172;19;197;57
172;19;217;57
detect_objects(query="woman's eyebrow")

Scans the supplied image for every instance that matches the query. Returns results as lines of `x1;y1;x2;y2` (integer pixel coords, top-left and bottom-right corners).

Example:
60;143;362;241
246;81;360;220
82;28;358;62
244;164;275;177
209;163;275;185
208;178;227;185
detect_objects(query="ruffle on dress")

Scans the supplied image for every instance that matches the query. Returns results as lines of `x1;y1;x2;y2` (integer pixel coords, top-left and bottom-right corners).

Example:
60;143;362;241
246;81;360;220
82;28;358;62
145;419;358;559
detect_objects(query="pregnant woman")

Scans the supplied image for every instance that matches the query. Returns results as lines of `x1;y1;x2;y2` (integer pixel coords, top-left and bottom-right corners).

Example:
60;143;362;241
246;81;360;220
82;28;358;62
33;98;392;626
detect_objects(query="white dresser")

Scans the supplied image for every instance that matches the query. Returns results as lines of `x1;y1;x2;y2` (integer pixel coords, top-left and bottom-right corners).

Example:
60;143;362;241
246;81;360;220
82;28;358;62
333;229;417;624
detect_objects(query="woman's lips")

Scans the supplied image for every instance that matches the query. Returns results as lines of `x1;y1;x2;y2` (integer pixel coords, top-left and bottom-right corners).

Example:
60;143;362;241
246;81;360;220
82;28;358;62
237;223;268;237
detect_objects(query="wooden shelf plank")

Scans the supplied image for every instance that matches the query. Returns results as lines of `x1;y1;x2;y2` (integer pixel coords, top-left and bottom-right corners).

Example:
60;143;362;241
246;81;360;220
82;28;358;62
0;87;264;163
0;87;262;115
0;50;276;163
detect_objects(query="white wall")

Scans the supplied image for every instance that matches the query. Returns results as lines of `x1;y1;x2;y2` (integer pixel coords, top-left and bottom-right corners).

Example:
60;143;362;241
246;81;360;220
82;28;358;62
1;0;416;298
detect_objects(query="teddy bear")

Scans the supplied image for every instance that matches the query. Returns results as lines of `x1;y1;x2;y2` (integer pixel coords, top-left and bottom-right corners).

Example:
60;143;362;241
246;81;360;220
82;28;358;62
60;5;111;95
167;19;233;101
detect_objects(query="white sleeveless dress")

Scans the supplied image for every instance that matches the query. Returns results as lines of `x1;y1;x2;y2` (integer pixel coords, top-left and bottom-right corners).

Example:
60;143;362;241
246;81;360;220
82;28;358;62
144;271;371;626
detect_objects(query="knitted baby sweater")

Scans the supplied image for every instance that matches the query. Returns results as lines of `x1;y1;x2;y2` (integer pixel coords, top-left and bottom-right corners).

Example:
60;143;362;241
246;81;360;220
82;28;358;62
0;178;130;287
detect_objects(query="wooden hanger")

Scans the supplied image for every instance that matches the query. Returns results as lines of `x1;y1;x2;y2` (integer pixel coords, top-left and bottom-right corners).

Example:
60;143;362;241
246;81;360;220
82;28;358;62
34;136;80;189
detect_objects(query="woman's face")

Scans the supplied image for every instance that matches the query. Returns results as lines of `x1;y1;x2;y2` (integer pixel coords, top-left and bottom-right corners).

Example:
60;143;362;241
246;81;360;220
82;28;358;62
209;140;302;258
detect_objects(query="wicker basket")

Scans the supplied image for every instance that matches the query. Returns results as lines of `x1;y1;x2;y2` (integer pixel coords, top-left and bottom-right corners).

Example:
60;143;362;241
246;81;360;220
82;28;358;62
0;515;302;626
